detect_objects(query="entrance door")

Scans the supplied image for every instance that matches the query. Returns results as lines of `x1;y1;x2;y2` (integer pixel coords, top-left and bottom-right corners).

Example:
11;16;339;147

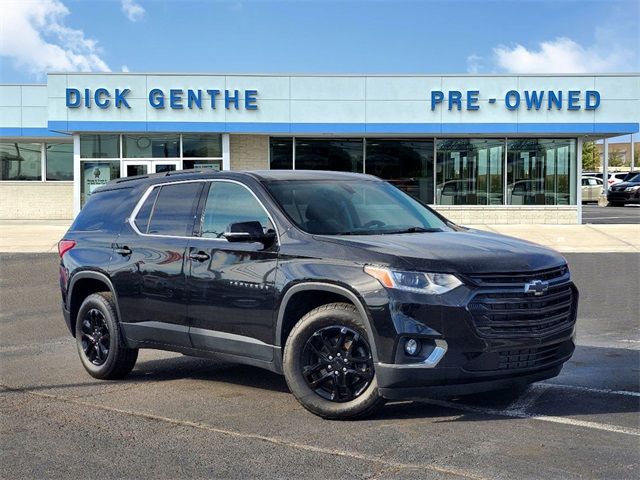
123;160;181;177
153;160;180;174
123;160;151;177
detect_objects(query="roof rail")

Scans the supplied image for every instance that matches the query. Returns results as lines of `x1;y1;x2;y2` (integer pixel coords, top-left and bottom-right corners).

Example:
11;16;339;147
114;175;148;183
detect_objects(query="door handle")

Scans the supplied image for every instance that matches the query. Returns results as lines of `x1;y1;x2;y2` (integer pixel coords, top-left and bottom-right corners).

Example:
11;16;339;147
189;251;210;262
115;246;132;256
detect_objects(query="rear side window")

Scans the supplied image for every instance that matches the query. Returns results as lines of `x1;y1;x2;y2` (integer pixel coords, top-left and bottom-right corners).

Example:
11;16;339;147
134;188;159;234
146;182;203;236
72;188;131;232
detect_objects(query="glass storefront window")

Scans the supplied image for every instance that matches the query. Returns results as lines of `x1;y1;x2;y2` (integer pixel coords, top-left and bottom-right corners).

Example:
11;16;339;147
270;137;293;169
46;143;73;180
80;134;119;159
366;139;434;204
182;134;222;157
123;134;179;158
183;159;222;171
80;160;120;206
0;142;42;180
507;139;576;205
295;138;363;172
436;139;504;205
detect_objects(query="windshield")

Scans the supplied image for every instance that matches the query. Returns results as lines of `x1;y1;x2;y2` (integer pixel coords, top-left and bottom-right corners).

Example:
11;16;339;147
625;173;640;183
266;179;451;235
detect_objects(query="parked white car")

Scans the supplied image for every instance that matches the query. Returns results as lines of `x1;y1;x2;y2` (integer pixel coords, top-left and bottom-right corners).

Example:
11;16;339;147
581;176;604;203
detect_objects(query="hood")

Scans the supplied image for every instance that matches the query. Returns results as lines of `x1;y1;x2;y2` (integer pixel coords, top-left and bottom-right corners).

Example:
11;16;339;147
611;181;640;189
315;228;565;274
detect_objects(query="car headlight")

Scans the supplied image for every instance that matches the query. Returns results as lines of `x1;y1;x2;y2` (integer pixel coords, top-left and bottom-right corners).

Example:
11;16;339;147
625;185;640;192
364;265;462;295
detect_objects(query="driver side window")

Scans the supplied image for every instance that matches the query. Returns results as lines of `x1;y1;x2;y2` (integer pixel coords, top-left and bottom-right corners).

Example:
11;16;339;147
200;182;272;239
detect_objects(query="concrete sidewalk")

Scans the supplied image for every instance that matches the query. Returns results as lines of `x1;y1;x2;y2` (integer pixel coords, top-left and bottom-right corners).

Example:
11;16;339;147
0;220;638;253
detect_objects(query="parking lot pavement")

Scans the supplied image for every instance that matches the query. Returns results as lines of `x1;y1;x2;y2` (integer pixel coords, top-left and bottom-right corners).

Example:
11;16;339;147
582;205;640;224
1;253;639;479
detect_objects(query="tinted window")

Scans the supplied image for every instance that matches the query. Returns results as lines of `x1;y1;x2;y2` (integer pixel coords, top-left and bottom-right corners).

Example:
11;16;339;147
80;135;119;158
46;143;73;180
72;188;131;232
147;182;203;236
134;187;160;234
266;180;449;235
270;137;293;169
182;134;222;157
123;134;179;158
200;182;272;239
295;138;363;172
0;142;42;180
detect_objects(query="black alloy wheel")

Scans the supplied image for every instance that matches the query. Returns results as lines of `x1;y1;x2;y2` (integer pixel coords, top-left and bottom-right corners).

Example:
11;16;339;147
301;325;374;402
80;308;110;366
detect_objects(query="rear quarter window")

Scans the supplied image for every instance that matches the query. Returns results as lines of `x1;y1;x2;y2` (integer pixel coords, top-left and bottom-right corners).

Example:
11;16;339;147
71;188;133;232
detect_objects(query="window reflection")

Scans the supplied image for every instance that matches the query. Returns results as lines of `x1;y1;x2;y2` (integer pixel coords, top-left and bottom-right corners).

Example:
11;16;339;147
507;139;575;205
182;134;222;158
123;135;179;158
366;139;434;204
436;139;504;205
269;137;293;169
80;135;119;159
46;143;73;180
0;142;42;180
295;138;363;172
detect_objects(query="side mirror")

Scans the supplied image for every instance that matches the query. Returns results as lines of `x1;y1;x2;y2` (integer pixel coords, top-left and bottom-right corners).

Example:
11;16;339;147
223;221;276;246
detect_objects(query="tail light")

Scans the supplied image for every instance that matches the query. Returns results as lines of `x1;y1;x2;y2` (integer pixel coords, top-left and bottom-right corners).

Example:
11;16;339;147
58;240;76;258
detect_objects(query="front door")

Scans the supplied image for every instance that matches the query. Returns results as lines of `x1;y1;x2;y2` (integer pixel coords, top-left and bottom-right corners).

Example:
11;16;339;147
123;160;181;177
110;180;204;348
187;180;279;361
123;160;151;177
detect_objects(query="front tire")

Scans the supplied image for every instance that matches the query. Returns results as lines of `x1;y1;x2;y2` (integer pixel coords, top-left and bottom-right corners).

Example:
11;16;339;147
75;292;138;379
283;302;385;420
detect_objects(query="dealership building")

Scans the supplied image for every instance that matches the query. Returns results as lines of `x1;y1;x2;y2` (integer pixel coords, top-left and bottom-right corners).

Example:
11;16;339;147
1;73;638;224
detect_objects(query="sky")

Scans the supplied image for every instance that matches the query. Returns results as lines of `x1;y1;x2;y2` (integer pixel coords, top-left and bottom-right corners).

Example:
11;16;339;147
0;0;638;140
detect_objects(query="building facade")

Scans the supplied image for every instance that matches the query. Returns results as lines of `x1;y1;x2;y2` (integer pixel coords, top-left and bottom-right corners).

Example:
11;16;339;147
1;73;638;223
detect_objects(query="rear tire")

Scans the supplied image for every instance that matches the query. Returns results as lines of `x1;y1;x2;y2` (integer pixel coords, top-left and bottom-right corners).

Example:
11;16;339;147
283;302;385;420
75;292;138;379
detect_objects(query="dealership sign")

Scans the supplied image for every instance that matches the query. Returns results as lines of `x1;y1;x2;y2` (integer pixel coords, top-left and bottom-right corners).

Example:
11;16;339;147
65;88;259;110
64;87;601;112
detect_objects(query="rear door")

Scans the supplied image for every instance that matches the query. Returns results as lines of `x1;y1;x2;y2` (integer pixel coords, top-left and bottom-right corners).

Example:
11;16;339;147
186;180;279;360
110;181;204;348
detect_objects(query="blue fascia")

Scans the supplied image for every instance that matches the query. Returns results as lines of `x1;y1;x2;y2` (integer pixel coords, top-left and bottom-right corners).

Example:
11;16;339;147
7;120;639;137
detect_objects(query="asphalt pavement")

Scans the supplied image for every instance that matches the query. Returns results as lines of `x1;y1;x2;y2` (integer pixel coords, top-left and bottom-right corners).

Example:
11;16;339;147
582;205;640;224
1;253;639;479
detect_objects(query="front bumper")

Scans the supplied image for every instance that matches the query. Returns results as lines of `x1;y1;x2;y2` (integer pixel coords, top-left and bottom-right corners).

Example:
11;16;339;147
367;274;578;400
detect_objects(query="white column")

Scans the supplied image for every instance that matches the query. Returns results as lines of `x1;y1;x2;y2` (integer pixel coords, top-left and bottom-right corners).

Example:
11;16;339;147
576;137;583;224
603;138;609;194
222;133;231;171
73;134;81;216
631;134;635;171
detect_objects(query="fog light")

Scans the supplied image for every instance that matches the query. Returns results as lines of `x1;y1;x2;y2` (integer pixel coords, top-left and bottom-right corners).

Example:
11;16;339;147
404;338;420;356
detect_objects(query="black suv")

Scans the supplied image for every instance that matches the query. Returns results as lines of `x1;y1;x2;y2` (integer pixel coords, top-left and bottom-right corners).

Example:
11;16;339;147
59;170;578;419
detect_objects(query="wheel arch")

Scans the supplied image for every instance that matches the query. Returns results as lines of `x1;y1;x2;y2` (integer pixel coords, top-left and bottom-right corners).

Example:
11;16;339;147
275;282;379;363
68;271;121;337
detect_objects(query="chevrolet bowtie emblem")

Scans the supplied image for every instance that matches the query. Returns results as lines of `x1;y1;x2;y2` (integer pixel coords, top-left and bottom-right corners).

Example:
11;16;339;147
524;280;549;296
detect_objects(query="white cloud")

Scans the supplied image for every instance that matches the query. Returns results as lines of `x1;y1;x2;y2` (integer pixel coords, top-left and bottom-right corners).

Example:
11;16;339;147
121;65;130;72
121;0;145;22
0;0;110;77
492;37;633;74
468;6;638;74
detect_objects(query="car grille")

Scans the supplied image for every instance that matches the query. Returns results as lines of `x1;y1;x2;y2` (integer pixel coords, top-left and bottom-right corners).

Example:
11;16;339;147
468;283;576;338
465;265;568;287
498;344;562;370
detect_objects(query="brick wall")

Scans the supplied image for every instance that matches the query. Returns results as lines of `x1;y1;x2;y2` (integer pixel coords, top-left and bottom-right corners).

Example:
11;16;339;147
230;135;269;171
0;182;74;219
433;206;579;225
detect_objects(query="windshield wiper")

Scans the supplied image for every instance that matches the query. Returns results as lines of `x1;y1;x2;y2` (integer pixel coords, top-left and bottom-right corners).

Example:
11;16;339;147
384;226;443;234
